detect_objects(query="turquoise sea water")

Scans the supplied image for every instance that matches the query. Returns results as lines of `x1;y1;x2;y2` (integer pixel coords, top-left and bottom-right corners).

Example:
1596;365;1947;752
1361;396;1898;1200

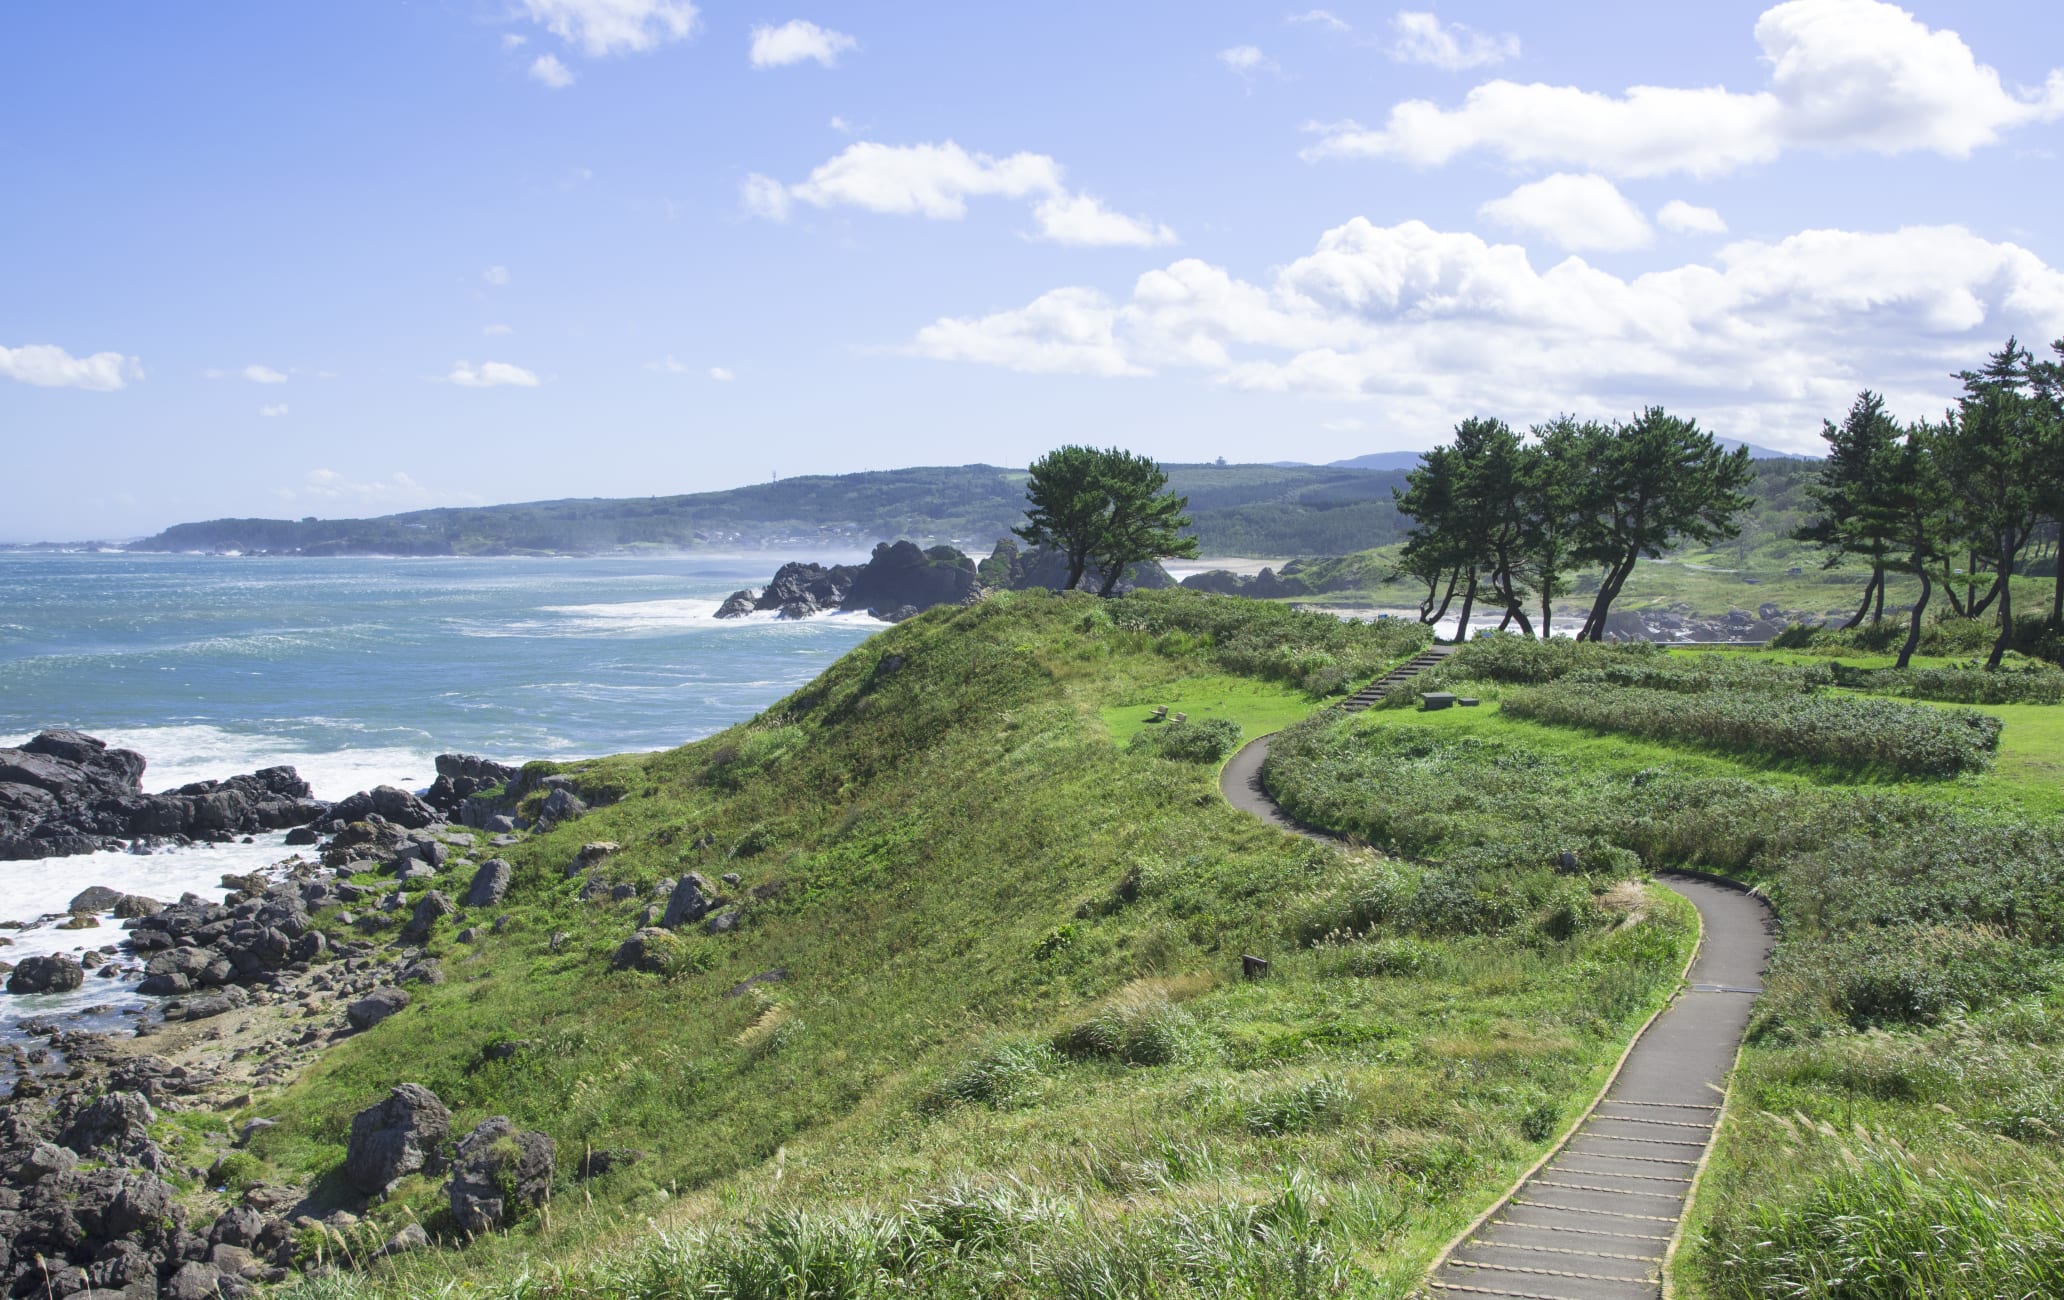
0;550;882;1047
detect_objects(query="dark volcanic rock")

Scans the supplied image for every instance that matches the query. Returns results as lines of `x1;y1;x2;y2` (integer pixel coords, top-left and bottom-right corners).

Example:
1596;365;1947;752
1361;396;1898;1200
448;1117;555;1233
464;858;513;908
714;588;759;619
842;539;979;615
6;954;84;995
345;986;411;1031
0;730;324;861
660;872;714;929
343;1083;450;1195
330;785;439;830
612;927;675;973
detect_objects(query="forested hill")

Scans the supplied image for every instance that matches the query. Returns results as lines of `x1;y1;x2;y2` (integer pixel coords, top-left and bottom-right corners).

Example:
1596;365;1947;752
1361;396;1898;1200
127;462;1414;558
127;457;1813;559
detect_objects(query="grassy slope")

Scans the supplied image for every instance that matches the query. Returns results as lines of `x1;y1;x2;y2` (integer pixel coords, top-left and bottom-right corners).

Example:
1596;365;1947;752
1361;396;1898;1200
228;591;1706;1298
1260;647;2064;1300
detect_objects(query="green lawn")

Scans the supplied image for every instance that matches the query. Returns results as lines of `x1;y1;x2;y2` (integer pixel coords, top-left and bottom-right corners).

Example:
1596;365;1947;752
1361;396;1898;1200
1097;672;1331;753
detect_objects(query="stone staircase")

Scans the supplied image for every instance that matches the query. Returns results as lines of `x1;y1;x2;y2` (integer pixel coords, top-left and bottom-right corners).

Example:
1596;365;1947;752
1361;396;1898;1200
1340;643;1457;712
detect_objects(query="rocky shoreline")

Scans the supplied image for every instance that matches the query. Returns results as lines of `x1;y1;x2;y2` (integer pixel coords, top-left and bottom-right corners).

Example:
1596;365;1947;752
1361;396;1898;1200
0;736;563;1297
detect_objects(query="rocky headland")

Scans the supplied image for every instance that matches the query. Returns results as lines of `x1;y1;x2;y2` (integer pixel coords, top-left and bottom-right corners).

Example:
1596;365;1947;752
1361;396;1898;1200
717;537;1173;622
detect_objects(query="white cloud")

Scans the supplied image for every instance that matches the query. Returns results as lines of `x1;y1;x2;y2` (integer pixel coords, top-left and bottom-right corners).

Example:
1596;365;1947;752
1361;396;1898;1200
1480;173;1653;252
791;141;1064;218
1032;194;1178;248
750;19;858;69
502;33;529;50
442;360;541;388
709;366;734;381
243;364;288;384
1387;11;1519;70
529;54;576;88
280;468;439;512
829;115;858;134
484;323;515;336
1658;199;1729;235
0;343;140;391
1290;10;1352;33
739;172;793;221
483;265;511;286
1312;0;2064;177
1219;45;1279;78
751;140;1176;244
906;216;2064;448
914;287;1149;378
259;403;289;417
648;355;689;373
1322;416;1367;432
517;0;699;57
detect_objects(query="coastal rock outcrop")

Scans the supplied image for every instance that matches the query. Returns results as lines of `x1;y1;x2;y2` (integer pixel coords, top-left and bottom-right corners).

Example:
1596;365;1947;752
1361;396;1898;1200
0;729;326;861
448;1117;555;1233
344;1083;450;1195
5;955;84;995
714;541;988;623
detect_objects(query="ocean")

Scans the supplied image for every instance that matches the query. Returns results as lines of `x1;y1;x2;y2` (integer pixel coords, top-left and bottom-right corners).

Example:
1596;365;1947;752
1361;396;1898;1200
0;550;885;1049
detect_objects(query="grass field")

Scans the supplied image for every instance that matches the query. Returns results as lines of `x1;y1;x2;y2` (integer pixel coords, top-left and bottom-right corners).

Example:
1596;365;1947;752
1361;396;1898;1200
1261;637;2064;1300
201;591;1720;1299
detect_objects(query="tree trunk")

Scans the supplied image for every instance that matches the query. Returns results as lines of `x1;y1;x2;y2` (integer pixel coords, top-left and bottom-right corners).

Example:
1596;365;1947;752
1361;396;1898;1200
1872;565;1886;623
1426;566;1460;626
1452;567;1478;644
1897;566;1931;670
1581;558;1636;641
1841;570;1880;630
1970;571;2004;619
2052;547;2062;628
1989;539;2014;669
1065;553;1087;591
1541;587;1553;640
1096;563;1122;598
1505;599;1536;638
1941;561;1968;617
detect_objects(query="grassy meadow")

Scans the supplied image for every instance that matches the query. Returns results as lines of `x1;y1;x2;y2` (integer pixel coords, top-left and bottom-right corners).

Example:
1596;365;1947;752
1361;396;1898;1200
215;590;1713;1299
1261;635;2064;1299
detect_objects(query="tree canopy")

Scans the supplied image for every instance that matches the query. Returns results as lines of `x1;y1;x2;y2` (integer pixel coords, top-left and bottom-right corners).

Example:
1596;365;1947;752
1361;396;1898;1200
1014;445;1200;595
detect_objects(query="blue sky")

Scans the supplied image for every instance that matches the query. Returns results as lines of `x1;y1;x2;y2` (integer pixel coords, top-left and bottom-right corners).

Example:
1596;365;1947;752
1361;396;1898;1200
4;0;2063;541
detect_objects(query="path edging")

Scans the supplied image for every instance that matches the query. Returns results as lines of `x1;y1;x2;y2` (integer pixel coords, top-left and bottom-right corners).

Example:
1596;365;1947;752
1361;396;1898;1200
1416;872;1709;1295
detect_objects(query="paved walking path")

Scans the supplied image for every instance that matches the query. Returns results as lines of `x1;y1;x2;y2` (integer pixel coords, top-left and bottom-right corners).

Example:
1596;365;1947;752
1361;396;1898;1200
1217;651;1775;1300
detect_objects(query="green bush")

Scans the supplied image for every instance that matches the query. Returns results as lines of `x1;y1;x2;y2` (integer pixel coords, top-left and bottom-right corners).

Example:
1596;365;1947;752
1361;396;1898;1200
1128;717;1243;763
926;1038;1060;1111
1054;990;1205;1066
1501;682;2001;777
1830;660;2064;705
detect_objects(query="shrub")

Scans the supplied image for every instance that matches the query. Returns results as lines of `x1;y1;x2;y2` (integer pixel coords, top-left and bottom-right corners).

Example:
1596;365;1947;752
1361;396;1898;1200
1129;717;1243;764
1501;682;2001;777
1054;987;1206;1066
1830;660;2064;705
1244;1076;1354;1136
926;1039;1060;1111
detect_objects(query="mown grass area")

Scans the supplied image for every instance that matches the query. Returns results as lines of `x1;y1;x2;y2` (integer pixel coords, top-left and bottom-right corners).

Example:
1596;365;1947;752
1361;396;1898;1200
1262;637;2064;1300
1097;674;1320;754
220;590;1708;1298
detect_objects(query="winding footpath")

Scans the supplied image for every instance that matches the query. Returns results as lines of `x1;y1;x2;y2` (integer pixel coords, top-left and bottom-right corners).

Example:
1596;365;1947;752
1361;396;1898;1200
1219;652;1775;1300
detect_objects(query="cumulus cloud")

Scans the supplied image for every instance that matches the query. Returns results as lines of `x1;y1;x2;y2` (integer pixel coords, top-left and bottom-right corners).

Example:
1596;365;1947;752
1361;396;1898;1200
483;265;511;286
442;360;541;388
1658;199;1729;235
0;343;140;391
709;366;734;381
1310;0;2064;177
906;216;2064;447
1387;11;1519;70
749;140;1176;246
484;323;515;336
243;364;288;384
1479;174;1653;252
259;403;289;417
529;54;576;88
1032;194;1178;248
750;19;858;69
517;0;698;57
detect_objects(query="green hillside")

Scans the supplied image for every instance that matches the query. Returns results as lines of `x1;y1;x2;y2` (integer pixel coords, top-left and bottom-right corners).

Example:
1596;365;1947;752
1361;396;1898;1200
127;463;1412;559
204;591;1708;1297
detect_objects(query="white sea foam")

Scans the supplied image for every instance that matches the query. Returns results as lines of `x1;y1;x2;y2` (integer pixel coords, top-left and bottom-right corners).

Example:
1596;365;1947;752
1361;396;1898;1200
468;599;894;638
0;835;303;1044
81;725;438;801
